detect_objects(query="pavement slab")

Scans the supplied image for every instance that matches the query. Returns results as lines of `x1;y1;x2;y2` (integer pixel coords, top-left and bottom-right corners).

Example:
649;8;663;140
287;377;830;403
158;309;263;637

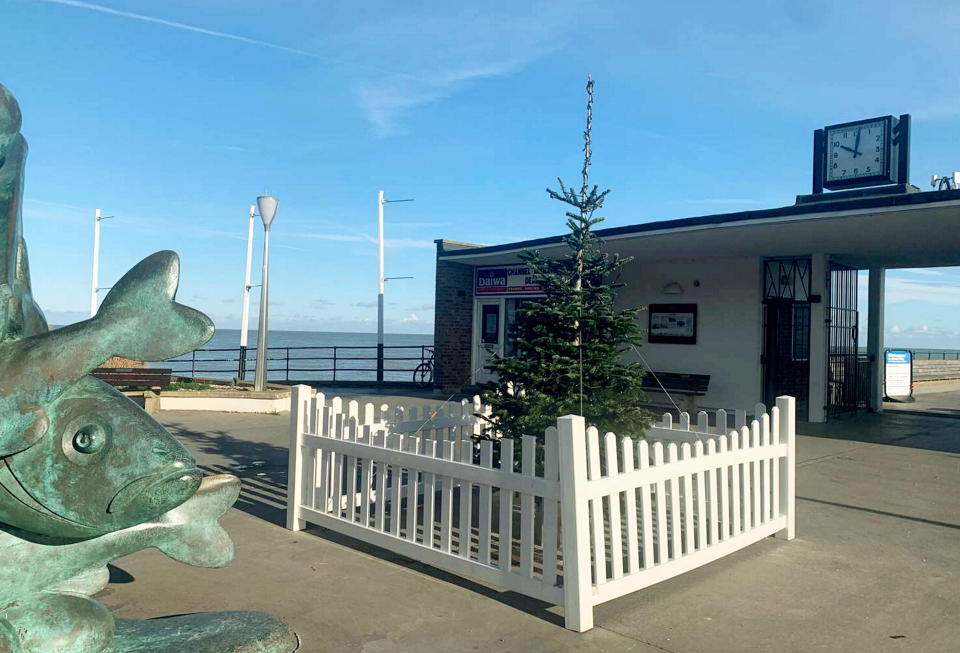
95;407;960;652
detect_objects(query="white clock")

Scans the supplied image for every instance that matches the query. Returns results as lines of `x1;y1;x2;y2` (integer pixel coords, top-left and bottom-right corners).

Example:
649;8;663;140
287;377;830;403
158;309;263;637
825;118;888;184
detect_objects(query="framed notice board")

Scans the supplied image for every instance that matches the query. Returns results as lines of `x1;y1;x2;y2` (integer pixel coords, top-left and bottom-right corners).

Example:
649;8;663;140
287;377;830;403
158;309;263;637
648;303;697;344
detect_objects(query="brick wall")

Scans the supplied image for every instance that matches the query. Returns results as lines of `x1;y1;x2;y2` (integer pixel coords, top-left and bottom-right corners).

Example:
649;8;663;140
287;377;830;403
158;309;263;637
434;240;480;391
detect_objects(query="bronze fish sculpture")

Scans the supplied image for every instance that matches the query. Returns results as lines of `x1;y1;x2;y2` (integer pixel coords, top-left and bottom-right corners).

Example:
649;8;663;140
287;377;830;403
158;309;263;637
0;83;295;651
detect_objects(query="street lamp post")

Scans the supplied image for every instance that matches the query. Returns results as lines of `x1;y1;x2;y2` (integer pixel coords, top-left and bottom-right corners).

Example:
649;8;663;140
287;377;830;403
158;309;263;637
253;195;279;391
90;208;101;317
376;191;413;384
238;204;256;380
90;208;114;317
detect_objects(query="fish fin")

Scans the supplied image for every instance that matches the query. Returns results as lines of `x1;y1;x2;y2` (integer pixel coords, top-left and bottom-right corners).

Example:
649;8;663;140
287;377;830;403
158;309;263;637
49;566;110;597
154;474;239;568
95;250;214;361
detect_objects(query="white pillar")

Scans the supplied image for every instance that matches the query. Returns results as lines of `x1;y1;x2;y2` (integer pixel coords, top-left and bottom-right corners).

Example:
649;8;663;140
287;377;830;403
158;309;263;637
867;269;886;411
90;208;101;317
807;253;828;423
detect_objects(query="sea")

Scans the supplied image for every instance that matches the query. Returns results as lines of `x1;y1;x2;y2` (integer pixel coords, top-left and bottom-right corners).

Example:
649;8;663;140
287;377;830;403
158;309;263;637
160;329;434;384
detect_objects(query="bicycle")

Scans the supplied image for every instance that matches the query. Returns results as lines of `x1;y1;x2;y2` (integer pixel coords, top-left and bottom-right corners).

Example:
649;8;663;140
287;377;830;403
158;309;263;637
413;347;435;389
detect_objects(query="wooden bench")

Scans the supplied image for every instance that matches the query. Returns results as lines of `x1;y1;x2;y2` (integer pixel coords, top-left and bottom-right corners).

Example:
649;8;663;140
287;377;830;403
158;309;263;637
91;367;173;390
641;371;711;413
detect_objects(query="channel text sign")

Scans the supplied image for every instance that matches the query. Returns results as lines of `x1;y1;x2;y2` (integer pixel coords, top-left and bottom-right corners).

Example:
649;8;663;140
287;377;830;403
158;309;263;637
474;265;543;296
884;349;913;399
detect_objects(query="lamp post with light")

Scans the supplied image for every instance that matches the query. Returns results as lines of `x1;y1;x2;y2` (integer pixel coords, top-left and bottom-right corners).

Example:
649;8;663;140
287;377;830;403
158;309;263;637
253;195;279;391
89;208;114;317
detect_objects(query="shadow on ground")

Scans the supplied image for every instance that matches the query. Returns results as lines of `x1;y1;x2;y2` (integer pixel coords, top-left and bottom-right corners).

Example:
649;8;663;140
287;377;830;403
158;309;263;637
163;422;289;526
798;410;960;454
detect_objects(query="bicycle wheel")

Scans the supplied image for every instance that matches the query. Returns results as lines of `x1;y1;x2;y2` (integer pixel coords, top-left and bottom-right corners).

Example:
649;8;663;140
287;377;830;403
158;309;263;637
413;362;433;388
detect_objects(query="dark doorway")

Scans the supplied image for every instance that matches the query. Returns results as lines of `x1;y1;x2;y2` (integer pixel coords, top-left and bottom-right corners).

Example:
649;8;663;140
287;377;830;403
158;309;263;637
763;259;812;420
827;262;861;416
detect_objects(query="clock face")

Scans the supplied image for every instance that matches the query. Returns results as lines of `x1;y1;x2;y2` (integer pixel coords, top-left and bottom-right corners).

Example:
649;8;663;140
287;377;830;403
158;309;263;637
825;120;887;183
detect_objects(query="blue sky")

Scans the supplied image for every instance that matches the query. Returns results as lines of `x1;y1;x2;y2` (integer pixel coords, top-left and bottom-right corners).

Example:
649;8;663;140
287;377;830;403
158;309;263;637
4;0;960;345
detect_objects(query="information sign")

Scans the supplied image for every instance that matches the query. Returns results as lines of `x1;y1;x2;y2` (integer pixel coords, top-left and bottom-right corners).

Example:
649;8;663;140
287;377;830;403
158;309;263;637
884;349;913;399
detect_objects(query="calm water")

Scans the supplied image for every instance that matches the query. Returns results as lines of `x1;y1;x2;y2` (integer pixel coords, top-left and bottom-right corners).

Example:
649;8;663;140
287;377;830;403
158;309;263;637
159;329;433;383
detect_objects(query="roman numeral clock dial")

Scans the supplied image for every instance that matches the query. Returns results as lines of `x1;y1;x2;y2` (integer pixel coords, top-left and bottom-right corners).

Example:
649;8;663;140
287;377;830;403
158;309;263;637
826;120;886;182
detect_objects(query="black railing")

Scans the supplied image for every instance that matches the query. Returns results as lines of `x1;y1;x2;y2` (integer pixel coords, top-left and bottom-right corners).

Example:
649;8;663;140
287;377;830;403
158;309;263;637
911;350;960;361
160;345;434;385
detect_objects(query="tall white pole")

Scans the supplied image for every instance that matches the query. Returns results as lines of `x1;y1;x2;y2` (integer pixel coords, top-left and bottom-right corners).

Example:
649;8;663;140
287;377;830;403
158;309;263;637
90;208;101;317
254;226;272;391
238;204;256;379
377;190;385;383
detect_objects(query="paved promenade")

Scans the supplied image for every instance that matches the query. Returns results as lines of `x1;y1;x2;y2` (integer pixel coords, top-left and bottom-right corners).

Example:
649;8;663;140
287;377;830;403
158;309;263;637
98;405;960;652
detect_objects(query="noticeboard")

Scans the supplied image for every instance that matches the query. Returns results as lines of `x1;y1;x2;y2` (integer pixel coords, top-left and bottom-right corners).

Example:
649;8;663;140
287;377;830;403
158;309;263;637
884;349;913;399
648;303;698;345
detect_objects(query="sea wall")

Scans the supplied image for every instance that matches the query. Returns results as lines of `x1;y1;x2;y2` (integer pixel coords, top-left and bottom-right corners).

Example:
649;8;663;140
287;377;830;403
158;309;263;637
913;359;960;382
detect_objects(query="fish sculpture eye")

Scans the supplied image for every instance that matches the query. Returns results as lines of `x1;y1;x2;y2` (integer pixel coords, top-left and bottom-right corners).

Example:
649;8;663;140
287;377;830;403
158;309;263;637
71;424;107;455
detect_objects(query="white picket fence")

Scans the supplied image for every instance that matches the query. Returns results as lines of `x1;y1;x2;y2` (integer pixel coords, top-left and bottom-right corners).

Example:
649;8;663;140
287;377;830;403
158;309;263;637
287;387;795;631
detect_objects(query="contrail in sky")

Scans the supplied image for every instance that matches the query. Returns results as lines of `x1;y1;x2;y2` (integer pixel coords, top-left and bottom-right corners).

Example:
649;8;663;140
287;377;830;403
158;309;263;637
34;0;322;58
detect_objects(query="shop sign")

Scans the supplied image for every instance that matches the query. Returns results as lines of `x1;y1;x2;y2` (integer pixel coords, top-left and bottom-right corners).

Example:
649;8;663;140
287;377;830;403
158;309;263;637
474;265;542;295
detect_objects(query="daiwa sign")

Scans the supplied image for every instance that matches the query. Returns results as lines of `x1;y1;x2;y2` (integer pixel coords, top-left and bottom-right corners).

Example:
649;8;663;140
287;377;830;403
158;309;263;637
474;265;543;296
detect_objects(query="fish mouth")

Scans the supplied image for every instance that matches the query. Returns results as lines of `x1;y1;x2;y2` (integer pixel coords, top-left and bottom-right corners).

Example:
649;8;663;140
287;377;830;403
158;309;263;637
107;467;203;521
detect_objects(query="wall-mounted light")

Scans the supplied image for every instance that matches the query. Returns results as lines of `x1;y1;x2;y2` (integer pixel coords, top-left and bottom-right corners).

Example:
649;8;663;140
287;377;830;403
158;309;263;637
662;281;684;295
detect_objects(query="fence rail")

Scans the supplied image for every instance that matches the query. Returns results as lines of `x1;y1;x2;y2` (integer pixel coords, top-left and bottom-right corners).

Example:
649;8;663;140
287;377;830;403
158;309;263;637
911;349;960;360
159;345;433;384
287;388;796;631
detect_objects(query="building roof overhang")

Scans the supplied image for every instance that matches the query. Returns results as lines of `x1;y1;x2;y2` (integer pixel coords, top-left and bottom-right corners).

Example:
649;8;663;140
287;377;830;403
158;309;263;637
438;188;960;270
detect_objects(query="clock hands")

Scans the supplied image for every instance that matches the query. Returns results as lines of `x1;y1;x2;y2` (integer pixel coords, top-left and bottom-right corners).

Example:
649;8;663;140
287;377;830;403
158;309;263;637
837;129;864;158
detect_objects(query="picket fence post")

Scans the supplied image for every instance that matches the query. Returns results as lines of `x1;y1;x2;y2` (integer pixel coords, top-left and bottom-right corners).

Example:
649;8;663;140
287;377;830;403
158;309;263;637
775;395;796;540
557;415;593;632
286;384;312;531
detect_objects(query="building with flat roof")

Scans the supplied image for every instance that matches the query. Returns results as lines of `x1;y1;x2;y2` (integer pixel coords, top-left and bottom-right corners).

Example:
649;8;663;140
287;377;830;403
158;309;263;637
433;180;960;423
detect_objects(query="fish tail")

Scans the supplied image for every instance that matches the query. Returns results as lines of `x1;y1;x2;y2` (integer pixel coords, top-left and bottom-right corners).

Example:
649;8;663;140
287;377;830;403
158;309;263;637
95;250;214;361
153;474;239;568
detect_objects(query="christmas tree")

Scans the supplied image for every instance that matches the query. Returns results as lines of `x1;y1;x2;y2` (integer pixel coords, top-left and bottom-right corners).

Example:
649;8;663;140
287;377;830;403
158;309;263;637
480;77;652;440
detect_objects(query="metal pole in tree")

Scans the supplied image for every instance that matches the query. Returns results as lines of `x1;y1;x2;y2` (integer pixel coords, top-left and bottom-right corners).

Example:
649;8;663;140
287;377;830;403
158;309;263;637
254;195;279;392
238;204;256;380
90;208;101;317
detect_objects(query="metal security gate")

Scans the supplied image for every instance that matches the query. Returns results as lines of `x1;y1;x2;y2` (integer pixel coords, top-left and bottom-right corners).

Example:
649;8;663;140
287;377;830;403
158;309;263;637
827;262;860;416
762;259;812;420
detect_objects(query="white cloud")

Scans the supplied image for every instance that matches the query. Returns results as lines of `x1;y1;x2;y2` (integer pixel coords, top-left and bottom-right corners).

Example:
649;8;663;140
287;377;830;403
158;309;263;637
889;268;945;277
290;231;433;249
343;3;576;134
399;313;420;323
884;277;960;306
35;0;322;58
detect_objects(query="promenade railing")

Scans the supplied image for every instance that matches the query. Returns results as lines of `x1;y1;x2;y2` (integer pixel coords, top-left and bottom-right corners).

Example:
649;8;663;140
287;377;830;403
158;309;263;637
161;345;433;385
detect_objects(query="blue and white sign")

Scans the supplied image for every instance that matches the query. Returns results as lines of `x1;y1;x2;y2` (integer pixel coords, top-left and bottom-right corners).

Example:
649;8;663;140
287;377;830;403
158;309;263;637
884;349;913;399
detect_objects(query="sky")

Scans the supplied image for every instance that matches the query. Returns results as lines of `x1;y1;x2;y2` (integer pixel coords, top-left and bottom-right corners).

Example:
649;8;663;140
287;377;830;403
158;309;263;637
3;0;960;346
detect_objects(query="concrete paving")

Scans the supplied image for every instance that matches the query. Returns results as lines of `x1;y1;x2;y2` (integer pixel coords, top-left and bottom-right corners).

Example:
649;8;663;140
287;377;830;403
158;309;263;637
98;406;960;653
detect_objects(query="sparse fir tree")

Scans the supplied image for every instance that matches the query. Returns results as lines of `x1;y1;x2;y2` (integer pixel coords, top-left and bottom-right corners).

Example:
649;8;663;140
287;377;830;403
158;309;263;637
479;77;652;440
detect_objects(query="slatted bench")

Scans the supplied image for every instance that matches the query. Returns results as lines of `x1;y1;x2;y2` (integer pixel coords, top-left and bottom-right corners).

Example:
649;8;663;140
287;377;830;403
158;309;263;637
91;367;173;390
641;371;711;413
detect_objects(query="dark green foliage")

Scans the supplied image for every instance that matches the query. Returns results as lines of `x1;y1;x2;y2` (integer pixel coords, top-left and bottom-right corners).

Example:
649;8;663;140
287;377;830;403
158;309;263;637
480;78;652;440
